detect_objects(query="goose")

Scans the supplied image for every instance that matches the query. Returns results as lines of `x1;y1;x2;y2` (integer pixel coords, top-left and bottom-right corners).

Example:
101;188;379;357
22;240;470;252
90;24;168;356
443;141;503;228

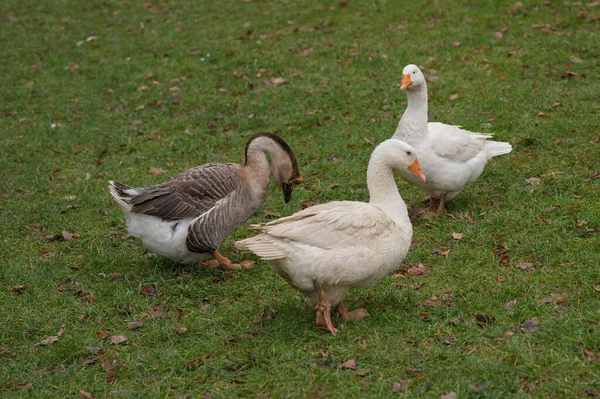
109;132;303;269
235;139;426;335
392;64;512;217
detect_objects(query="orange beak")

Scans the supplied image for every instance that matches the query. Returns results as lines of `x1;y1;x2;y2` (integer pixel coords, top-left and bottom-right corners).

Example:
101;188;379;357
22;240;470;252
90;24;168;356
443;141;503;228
408;158;426;181
294;176;303;184
400;74;412;90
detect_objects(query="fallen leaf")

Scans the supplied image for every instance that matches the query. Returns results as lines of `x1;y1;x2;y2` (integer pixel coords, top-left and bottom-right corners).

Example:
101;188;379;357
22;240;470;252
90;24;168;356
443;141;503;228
475;314;495;327
431;247;450;256
253;308;278;324
86;347;102;354
79;390;94;399
407;264;428;276
175;327;187;334
339;359;356;370
110;335;128;345
451;232;463;240
148;167;166;175
449;93;459;101
12;284;27;294
356;369;370;377
594;282;600;292
537;112;548;117
267;77;286;86
38;335;60;346
127;321;143;330
540;292;566;304
129;119;144;125
95;331;109;339
140;284;157;296
200;304;210;312
525;177;541;186
392;380;411;392
412;281;426;290
240;260;254;269
300;200;318;208
519;317;540;332
441;392;457;399
61;230;76;241
107;273;125;280
516;262;535;270
137;85;148;91
504;299;518;309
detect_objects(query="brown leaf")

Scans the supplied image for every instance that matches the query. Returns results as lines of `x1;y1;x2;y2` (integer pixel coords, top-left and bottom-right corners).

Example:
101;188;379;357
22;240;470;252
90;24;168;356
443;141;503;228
253;308;277;324
169;86;180;92
449;93;459;101
451;232;463;240
137;85;148;91
110;335;128;345
525;177;541;186
38;335;60;346
431;247;450;256
441;393;457;399
504;299;518;309
200;304;210;312
412;281;426;290
516;262;535;270
594;282;600;292
79;390;94;399
148;167;166;175
127;321;143;330
392;380;411;392
519;317;540;332
129;119;144;125
475;314;495;326
407;263;428;276
537;112;548;117
107;272;125;280
540;292;566;304
339;359;356;370
95;330;109;339
175;327;187;335
300;200;319;208
267;77;286;86
240;260;254;269
356;369;370;377
12;284;27;294
140;284;157;296
61;230;76;241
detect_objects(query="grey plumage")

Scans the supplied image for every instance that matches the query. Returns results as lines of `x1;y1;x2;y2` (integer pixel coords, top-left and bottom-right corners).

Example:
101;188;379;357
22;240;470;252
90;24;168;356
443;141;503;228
109;133;302;266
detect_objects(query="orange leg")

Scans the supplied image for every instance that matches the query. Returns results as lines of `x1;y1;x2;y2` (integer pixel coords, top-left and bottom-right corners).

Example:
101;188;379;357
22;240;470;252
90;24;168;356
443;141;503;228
436;193;446;218
315;287;338;335
211;251;240;270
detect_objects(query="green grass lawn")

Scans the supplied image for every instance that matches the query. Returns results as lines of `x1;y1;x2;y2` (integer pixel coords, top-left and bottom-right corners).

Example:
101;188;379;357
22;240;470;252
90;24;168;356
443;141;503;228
1;0;599;397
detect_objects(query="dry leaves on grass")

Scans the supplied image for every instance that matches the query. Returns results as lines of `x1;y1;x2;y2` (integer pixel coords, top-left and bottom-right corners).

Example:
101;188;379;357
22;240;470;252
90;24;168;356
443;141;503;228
338;359;356;370
127;321;143;330
451;232;463;240
37;325;65;346
516;262;535;270
79;390;94;399
148;167;166;175
475;314;495;327
110;335;128;345
519;317;540;332
12;284;27;294
407;263;428;276
525;177;541;186
174;327;187;335
504;299;518;309
392;380;411;393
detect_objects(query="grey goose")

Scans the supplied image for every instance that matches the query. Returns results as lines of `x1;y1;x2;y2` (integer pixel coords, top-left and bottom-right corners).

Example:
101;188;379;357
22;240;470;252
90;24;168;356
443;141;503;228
109;132;303;269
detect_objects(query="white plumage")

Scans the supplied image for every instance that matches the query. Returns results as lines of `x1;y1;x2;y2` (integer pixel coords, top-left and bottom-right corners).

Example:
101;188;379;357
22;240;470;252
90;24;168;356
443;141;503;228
236;139;426;335
392;64;512;216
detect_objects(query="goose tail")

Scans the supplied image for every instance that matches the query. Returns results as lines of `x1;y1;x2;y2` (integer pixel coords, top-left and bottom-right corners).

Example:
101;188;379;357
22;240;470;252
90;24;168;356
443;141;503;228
485;140;513;158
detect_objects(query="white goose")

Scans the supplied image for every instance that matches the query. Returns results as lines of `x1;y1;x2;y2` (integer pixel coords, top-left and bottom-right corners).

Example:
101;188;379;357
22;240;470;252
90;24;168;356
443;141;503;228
392;64;512;216
109;133;303;269
235;139;426;335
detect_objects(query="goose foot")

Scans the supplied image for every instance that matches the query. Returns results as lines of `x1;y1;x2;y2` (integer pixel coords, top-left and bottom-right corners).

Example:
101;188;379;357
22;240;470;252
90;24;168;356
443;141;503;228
337;302;371;321
196;251;241;270
316;287;338;335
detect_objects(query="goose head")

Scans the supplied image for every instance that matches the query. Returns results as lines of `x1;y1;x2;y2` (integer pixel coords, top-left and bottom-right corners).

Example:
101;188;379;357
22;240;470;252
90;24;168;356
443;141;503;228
379;139;426;182
400;64;426;91
246;133;303;203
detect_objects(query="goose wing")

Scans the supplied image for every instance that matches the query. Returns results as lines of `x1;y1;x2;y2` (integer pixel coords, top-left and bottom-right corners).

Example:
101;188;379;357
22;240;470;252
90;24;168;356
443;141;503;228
128;163;241;220
236;201;395;259
428;122;491;163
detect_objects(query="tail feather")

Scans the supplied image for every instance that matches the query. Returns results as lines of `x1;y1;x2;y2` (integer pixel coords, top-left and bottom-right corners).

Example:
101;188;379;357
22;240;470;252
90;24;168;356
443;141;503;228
485;140;512;158
235;236;288;260
108;180;135;212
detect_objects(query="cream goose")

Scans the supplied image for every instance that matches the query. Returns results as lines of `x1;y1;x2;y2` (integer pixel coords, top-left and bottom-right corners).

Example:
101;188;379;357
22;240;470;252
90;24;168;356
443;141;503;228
109;133;303;269
392;64;512;217
235;139;426;335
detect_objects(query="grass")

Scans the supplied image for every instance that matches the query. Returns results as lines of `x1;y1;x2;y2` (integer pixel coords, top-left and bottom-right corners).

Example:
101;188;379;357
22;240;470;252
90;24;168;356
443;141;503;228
1;0;599;397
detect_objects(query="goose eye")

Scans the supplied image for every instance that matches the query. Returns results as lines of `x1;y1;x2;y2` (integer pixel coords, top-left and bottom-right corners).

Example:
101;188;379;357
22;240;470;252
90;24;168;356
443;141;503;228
406;151;412;156
412;71;416;74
